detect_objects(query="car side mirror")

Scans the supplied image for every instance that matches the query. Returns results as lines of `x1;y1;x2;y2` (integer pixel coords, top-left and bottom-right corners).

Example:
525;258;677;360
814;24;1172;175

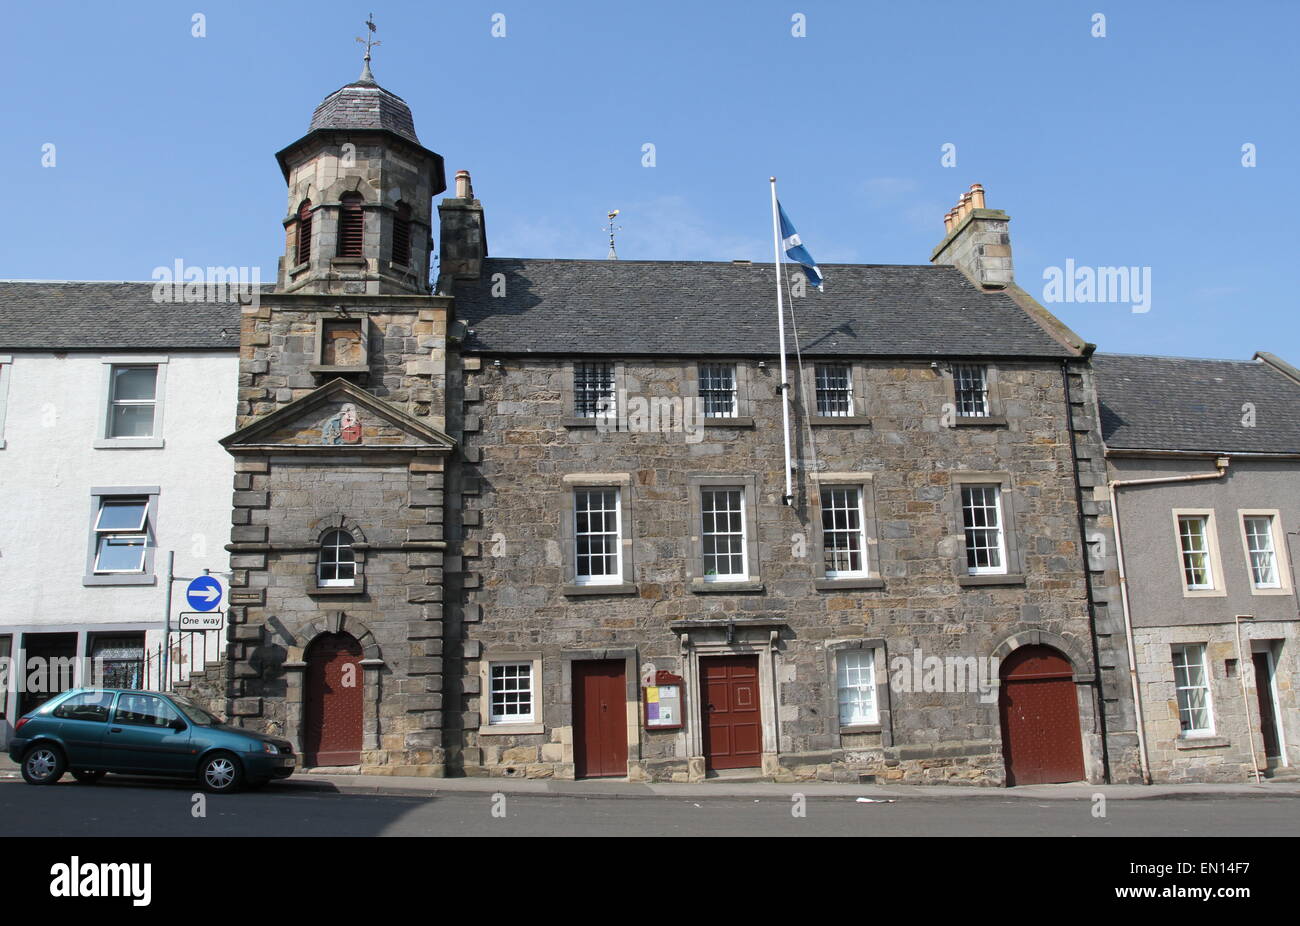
171;718;187;731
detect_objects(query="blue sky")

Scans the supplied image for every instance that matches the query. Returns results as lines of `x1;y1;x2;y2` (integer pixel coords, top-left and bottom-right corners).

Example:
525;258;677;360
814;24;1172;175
3;1;1297;361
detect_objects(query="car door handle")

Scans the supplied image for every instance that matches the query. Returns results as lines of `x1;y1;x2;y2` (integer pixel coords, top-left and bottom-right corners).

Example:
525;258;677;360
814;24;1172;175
109;728;122;733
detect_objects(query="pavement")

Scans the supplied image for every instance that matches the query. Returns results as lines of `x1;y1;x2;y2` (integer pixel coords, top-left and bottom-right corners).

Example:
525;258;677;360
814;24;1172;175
4;752;1299;801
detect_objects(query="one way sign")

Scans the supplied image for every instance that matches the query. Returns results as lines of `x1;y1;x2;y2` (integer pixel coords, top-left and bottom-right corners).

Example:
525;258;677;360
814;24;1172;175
185;576;223;612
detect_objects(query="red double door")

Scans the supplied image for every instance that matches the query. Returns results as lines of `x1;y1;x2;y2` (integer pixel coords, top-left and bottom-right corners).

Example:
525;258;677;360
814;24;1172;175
573;661;628;778
999;646;1086;785
304;632;364;767
702;655;762;771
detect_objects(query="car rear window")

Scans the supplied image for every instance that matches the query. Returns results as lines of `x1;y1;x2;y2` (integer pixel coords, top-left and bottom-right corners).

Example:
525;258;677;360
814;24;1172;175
52;691;114;723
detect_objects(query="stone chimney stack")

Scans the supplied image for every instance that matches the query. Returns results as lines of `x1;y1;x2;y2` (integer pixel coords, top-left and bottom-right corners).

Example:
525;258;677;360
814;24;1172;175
437;170;488;289
930;183;1013;289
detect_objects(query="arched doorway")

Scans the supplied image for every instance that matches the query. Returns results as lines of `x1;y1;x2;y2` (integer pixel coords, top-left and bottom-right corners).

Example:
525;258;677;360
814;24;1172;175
304;632;364;767
999;645;1085;785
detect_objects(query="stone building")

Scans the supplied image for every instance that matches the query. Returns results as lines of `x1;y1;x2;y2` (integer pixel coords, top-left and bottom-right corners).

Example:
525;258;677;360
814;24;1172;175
217;63;1147;785
440;191;1141;785
218;66;456;773
1094;352;1300;782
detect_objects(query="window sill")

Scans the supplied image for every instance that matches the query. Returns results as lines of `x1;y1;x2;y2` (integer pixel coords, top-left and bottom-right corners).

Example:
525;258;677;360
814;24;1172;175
562;417;612;429
306;584;366;596
563;582;639;597
479;723;544;737
815;577;885;591
330;257;367;269
838;723;882;736
810;416;872;427
690;579;764;594
309;364;369;375
704;416;755;428
1175;735;1230;750
952;415;1007;427
957;573;1025;587
94;438;164;450
83;574;156;586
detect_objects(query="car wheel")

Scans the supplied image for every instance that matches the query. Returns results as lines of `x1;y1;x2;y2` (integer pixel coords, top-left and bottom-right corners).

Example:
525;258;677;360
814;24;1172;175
199;752;243;794
21;744;66;785
71;770;106;784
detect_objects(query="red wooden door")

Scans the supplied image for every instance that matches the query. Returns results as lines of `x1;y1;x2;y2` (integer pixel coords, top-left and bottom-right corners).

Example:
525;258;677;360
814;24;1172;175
574;660;627;778
702;655;762;771
304;632;364;767
999;646;1085;785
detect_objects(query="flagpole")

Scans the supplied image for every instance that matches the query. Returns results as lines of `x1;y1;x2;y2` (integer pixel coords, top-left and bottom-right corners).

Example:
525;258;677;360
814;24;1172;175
770;177;794;506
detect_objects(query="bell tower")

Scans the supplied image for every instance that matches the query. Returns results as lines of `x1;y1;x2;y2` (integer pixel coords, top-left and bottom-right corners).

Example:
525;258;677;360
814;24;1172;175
273;30;446;295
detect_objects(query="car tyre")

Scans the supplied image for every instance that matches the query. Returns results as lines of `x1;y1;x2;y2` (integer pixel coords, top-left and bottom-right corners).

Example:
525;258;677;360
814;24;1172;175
71;770;106;784
199;751;244;794
21;744;66;785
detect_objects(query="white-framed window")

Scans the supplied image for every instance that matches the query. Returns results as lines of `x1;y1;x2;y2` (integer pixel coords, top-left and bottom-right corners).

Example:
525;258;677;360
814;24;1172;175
1243;514;1281;589
489;662;535;724
953;364;990;417
821;486;867;578
1172;644;1214;736
317;529;357;587
573;361;616;419
107;364;159;438
701;486;747;580
1177;515;1214;590
574;488;621;584
699;363;738;418
961;485;1006;575
93;497;149;573
837;649;878;726
813;363;853;417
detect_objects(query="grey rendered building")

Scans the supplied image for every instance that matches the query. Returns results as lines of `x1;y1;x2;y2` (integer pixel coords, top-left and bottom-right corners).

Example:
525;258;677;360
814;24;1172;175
1094;353;1300;782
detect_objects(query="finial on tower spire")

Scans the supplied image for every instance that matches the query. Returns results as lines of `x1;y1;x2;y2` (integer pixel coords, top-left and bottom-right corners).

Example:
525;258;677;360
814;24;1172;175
356;13;381;82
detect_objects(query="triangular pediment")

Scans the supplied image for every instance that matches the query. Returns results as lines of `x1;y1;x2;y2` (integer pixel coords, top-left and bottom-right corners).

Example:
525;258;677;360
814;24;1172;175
221;378;455;453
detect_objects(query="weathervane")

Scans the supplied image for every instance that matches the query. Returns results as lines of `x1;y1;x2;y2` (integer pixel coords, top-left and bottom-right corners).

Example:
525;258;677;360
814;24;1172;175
356;13;380;80
605;209;621;260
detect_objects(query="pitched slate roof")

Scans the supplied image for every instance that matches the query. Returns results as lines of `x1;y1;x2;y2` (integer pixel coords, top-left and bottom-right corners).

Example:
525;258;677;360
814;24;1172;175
0;282;250;350
1094;353;1300;454
309;78;420;145
454;259;1074;358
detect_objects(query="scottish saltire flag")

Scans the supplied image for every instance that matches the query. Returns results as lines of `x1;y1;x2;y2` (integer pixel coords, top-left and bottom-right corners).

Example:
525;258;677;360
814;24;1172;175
778;201;824;290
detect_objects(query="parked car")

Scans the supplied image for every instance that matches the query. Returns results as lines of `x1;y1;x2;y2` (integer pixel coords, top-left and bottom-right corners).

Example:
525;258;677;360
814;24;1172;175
7;688;296;793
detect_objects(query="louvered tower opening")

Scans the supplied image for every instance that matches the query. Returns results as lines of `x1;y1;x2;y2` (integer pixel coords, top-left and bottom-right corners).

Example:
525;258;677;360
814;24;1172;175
337;193;365;258
296;200;313;264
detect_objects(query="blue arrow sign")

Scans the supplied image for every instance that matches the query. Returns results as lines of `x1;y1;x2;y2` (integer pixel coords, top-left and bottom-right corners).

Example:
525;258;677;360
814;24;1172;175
185;576;223;612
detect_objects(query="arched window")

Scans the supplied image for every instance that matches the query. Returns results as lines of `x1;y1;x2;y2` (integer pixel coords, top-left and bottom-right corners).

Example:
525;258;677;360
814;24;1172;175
337;193;365;258
392;202;412;266
318;530;356;587
295;200;313;265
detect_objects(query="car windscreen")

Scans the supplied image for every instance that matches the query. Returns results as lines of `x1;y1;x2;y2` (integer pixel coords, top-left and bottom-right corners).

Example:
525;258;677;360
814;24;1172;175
172;697;221;725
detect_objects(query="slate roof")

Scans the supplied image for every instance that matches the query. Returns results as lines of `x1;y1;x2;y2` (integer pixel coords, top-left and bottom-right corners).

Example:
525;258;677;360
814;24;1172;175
308;78;420;145
0;282;250;350
1094;353;1300;454
454;259;1074;358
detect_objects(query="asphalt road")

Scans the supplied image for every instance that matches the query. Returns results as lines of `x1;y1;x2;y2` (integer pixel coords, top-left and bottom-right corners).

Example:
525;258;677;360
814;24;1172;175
1;777;1298;836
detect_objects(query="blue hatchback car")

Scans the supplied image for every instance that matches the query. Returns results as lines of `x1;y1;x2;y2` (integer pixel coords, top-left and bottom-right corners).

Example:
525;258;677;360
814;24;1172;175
8;688;296;793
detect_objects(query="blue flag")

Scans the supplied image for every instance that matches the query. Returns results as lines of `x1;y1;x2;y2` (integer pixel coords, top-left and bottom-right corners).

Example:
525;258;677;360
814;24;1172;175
778;201;824;290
